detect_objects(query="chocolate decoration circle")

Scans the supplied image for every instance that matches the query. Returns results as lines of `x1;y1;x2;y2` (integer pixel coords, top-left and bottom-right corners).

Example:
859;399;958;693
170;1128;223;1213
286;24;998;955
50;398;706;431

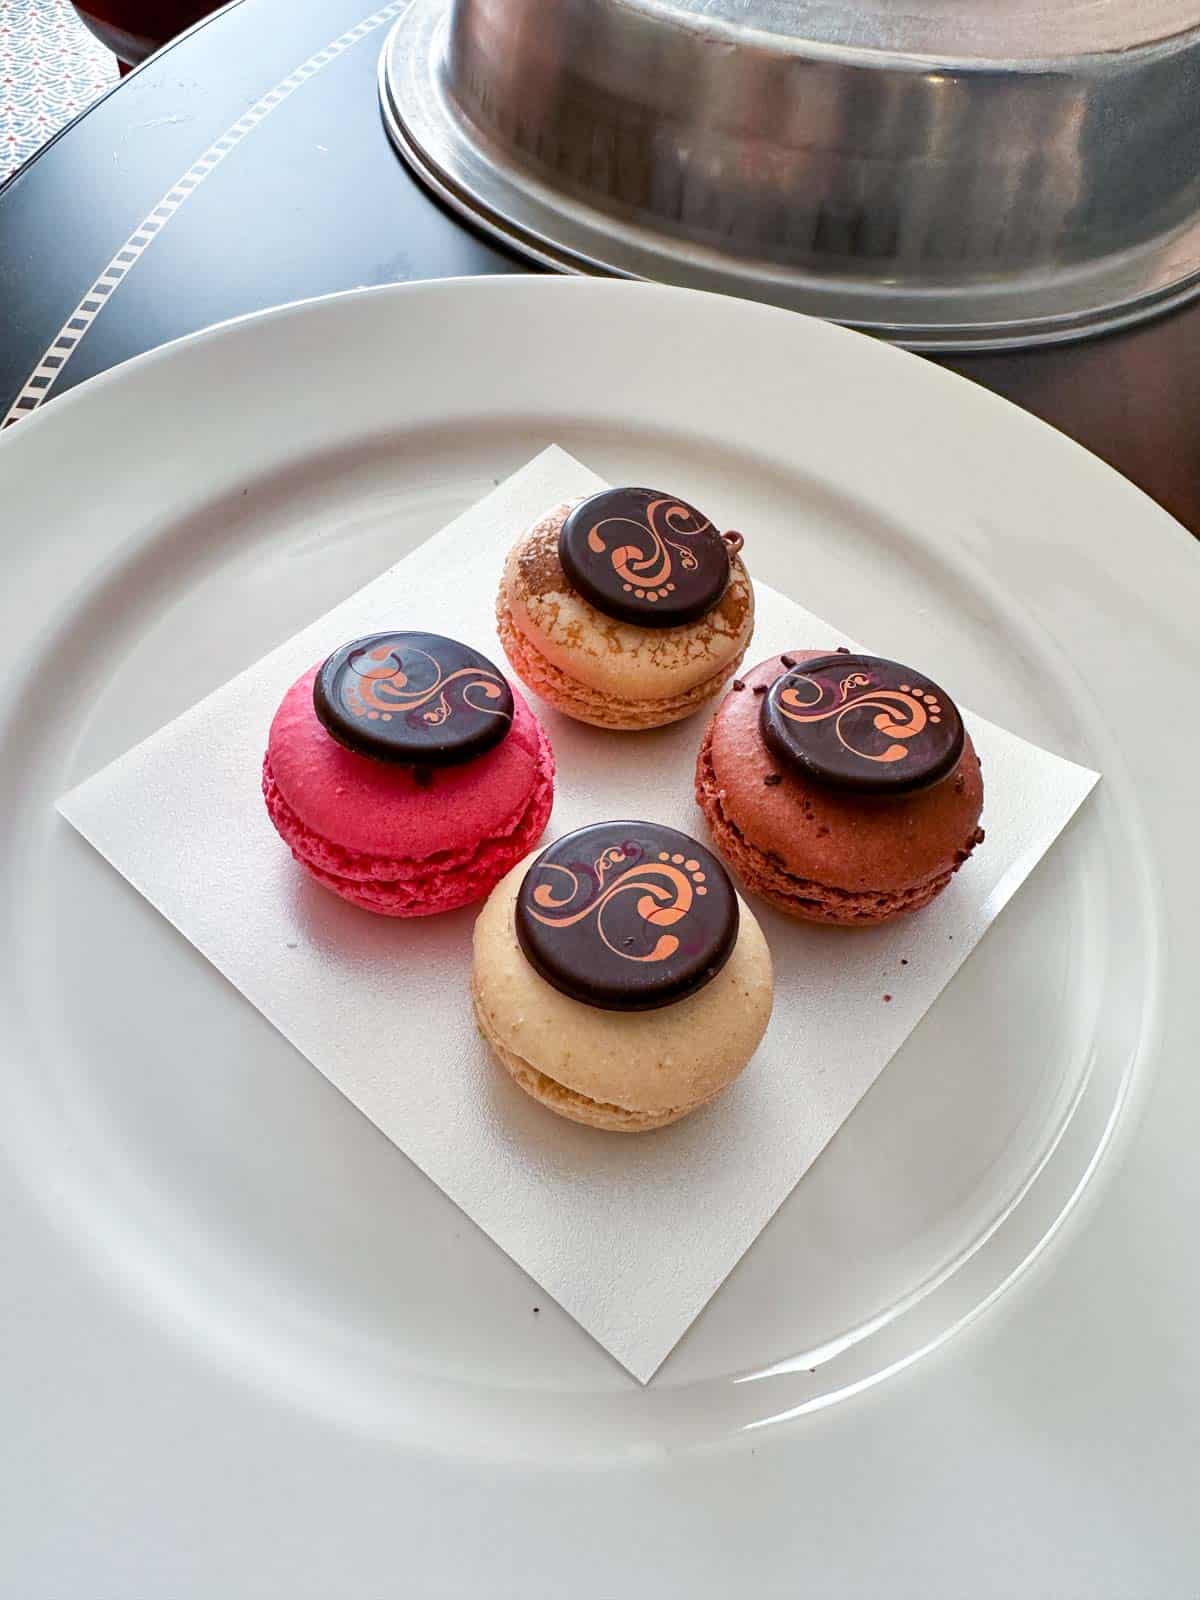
558;487;733;627
761;653;965;795
515;821;739;1012
313;631;514;766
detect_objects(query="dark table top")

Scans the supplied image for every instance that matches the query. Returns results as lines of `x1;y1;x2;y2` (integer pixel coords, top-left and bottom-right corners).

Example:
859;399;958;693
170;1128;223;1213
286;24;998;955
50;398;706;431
3;0;1199;536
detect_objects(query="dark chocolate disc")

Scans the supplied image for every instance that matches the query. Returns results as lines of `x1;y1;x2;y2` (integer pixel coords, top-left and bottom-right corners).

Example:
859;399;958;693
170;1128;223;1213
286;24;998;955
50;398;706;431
314;632;513;766
761;653;964;795
558;487;733;628
515;821;739;1012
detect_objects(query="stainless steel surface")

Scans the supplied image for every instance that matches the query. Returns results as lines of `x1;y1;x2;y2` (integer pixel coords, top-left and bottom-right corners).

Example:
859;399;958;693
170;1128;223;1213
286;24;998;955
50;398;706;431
380;0;1200;350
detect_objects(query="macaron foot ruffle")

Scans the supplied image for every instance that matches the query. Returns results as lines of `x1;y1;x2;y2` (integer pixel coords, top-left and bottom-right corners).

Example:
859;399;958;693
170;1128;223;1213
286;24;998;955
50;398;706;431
471;979;702;1131
695;728;981;926
263;731;554;916
497;601;743;730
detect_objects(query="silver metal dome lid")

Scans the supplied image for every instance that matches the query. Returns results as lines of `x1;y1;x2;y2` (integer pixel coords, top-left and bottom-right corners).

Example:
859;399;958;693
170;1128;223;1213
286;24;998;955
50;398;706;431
380;0;1200;349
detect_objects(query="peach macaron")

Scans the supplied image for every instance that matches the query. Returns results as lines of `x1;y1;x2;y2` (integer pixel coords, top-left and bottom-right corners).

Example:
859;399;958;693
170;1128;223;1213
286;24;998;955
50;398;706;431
496;487;754;730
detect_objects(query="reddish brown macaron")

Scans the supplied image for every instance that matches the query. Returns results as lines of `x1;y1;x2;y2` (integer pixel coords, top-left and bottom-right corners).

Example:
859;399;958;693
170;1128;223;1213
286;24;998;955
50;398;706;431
695;650;984;925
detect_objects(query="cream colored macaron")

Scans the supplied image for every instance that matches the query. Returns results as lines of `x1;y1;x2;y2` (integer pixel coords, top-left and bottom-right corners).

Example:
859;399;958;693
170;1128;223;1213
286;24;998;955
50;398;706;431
496;490;755;730
471;821;774;1132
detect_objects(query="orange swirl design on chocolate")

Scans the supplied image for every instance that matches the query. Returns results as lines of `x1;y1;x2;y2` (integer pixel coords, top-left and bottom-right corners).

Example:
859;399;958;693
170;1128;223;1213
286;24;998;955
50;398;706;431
529;847;710;964
343;642;509;728
778;670;944;766
584;496;711;602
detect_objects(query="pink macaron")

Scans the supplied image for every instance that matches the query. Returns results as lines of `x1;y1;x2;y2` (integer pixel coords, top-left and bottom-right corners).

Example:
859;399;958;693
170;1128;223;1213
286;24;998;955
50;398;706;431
263;630;555;916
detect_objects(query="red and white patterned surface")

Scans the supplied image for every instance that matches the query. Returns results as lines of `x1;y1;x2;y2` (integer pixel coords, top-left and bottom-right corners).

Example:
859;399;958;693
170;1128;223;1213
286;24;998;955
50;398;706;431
1;0;116;180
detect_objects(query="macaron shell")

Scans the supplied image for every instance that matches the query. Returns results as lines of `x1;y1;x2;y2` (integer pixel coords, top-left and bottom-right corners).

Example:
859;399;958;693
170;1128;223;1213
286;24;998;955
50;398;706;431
496;598;739;729
267;664;548;859
498;501;754;707
696;651;984;923
472;991;700;1131
263;744;553;916
696;732;964;923
264;661;555;915
471;857;773;1122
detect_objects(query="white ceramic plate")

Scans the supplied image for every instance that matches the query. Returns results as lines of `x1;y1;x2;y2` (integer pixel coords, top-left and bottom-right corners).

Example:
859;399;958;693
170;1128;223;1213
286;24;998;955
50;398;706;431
3;279;1198;1596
